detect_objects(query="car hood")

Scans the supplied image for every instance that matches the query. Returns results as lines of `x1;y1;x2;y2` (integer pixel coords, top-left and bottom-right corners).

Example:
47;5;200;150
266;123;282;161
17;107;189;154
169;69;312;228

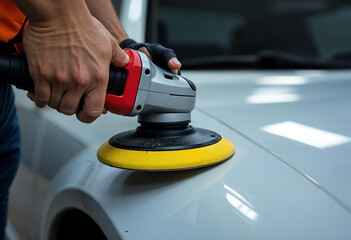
46;69;350;239
186;69;351;212
16;69;351;239
65;97;351;239
51;104;351;239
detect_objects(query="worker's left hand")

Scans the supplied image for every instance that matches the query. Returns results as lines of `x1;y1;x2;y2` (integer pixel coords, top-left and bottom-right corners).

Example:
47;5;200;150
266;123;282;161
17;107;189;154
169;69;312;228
119;39;181;74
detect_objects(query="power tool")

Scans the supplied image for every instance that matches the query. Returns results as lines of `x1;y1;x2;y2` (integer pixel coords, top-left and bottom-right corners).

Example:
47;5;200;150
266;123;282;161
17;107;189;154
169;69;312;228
0;49;235;171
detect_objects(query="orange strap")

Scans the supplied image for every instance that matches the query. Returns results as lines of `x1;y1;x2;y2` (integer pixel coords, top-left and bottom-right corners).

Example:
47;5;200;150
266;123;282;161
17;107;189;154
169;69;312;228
0;0;26;43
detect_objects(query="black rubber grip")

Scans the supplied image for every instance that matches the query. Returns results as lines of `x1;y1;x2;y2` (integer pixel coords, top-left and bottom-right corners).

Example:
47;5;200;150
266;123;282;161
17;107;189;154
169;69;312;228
0;54;127;96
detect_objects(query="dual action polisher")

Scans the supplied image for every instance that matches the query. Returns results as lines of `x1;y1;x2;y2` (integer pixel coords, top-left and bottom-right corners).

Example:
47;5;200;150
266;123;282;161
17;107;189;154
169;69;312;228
0;49;235;171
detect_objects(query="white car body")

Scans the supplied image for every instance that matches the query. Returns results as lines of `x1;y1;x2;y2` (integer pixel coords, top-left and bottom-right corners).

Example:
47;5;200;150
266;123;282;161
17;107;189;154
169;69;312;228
7;0;351;239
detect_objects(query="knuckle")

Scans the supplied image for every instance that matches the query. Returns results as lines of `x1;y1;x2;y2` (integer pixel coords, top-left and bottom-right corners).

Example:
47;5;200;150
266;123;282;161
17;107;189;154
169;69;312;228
59;104;77;116
60;109;76;116
35;96;49;107
79;111;101;123
48;102;58;109
87;110;101;120
72;70;87;88
35;102;46;108
74;79;87;89
59;100;78;115
36;95;49;103
77;117;91;124
54;71;66;86
38;65;52;80
94;67;108;85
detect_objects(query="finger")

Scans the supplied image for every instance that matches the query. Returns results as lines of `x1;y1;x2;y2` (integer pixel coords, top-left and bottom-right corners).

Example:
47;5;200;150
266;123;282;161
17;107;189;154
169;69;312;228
111;40;129;67
27;92;35;101
48;87;65;110
138;47;152;60
58;89;84;115
168;57;182;74
48;70;70;109
34;80;51;108
76;87;106;123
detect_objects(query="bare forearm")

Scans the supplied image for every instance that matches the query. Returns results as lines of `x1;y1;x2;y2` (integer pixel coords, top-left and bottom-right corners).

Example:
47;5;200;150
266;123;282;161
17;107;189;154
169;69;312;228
12;0;91;24
85;0;128;43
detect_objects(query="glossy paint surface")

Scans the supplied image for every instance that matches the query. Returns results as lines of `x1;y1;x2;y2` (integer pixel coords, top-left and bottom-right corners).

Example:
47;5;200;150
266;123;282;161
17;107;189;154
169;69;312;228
12;69;351;240
187;70;351;213
36;68;351;239
43;106;351;240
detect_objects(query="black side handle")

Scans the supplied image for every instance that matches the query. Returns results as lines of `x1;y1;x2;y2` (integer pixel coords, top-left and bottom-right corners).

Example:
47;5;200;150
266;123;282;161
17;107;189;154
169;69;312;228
0;54;127;96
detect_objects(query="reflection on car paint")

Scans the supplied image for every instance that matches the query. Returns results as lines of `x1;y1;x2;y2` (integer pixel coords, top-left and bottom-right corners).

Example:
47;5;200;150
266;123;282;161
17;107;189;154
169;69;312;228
246;87;301;104
256;76;308;85
261;121;351;148
224;185;260;223
246;93;300;104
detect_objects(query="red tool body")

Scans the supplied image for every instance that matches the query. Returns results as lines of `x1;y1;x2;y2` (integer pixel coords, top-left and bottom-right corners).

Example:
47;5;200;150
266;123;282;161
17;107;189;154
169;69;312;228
105;49;142;115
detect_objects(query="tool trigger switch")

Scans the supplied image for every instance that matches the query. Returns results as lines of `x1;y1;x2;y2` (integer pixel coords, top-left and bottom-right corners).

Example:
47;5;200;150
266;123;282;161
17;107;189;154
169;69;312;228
164;72;175;80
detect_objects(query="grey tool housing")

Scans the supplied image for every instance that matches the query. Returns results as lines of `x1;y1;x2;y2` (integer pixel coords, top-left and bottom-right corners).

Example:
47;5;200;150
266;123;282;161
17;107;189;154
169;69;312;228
129;51;197;124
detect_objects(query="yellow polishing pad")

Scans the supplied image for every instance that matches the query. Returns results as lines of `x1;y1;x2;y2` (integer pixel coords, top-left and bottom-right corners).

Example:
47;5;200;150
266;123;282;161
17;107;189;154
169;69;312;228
97;136;235;171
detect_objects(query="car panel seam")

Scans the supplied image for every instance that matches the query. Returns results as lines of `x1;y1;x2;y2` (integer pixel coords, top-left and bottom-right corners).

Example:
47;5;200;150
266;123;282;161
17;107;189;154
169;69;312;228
196;107;351;215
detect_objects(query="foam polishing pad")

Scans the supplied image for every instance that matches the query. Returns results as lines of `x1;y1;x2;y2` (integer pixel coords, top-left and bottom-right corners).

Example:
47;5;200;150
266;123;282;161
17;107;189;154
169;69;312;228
97;127;235;171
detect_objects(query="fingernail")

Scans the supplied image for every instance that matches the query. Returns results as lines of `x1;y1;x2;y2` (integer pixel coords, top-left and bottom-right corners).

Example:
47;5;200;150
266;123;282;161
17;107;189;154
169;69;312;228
124;53;130;63
171;58;181;66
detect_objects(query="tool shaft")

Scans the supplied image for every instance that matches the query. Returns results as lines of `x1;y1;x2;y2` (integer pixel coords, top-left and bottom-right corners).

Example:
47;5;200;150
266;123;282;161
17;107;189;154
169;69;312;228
0;54;127;96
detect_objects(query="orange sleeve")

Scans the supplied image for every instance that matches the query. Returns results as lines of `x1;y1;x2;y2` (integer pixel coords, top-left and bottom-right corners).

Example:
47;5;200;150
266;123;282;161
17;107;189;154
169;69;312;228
0;0;26;43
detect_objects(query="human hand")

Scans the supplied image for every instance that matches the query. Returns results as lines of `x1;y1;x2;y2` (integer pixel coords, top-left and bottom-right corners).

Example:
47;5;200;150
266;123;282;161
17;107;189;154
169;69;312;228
23;14;129;123
119;39;181;74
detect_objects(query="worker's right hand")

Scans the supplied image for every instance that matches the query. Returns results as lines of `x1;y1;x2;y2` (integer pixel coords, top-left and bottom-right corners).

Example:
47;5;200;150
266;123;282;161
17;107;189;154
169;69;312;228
119;39;181;74
23;12;129;123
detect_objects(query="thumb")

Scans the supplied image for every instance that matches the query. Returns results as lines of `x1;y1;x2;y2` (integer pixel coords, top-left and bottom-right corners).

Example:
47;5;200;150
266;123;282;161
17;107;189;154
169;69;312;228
111;41;129;67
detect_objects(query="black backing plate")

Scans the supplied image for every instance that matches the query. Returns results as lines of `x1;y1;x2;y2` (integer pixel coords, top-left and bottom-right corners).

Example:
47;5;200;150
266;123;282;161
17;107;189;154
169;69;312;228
109;127;221;151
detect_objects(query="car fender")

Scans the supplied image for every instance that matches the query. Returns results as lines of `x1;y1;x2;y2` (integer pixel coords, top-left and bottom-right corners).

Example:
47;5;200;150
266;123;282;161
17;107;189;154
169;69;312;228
40;146;121;240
